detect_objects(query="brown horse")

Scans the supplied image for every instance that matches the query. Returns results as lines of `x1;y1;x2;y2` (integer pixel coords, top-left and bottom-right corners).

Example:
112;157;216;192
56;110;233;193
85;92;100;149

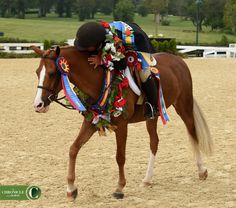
32;45;212;200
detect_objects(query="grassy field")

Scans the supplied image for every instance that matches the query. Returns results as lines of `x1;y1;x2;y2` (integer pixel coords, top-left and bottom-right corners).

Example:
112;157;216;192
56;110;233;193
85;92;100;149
0;13;236;45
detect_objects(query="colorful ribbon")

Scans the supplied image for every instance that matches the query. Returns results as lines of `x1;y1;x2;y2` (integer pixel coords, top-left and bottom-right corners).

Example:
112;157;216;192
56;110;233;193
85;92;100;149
56;57;86;112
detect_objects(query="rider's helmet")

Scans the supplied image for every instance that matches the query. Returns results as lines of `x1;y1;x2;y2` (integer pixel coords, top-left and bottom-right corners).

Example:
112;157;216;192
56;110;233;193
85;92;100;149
74;22;106;51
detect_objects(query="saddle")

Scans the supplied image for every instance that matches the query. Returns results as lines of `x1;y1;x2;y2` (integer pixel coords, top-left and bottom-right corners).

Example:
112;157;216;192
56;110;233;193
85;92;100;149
124;51;169;124
125;51;158;104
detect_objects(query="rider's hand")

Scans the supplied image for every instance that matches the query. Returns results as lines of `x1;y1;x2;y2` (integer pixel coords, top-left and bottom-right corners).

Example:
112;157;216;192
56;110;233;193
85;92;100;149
88;55;101;69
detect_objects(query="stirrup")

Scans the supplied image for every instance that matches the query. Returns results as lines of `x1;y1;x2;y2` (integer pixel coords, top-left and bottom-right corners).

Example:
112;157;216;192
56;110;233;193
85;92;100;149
144;102;158;119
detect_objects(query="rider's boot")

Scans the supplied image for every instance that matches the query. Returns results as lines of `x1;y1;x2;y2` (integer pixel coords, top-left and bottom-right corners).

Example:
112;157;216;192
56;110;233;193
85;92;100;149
142;75;159;119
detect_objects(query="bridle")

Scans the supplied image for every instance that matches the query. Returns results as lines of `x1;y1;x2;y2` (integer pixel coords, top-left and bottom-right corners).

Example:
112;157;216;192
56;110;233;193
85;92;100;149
37;51;75;110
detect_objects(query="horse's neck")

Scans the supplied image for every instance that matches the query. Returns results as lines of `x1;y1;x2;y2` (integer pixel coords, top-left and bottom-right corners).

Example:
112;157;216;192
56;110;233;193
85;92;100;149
62;48;104;101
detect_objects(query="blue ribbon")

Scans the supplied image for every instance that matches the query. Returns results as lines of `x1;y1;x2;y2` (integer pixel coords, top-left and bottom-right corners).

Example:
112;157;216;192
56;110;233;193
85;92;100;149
56;57;86;112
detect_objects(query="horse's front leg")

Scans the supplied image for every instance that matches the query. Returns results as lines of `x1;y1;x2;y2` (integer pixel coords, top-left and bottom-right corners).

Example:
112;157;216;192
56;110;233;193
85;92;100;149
113;123;128;199
67;118;96;201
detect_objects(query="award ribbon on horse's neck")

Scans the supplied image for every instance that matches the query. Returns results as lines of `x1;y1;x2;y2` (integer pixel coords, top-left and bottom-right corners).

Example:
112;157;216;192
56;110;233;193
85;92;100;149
56;56;86;112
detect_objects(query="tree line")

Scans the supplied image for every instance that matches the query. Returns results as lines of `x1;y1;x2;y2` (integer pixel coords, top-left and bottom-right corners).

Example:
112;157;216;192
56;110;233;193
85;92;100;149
0;0;235;32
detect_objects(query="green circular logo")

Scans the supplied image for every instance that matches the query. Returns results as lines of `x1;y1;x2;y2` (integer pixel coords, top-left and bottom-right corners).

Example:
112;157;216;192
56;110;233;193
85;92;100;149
26;186;41;200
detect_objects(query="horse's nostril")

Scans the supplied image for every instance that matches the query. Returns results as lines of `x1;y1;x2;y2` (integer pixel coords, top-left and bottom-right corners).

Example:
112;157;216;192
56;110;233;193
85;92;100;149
37;103;43;108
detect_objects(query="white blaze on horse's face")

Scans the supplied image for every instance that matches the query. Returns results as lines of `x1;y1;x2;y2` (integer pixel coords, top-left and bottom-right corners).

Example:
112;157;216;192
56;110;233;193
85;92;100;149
33;65;49;113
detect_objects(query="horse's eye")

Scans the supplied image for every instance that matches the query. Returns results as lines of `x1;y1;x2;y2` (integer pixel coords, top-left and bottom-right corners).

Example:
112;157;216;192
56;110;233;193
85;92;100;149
49;72;56;79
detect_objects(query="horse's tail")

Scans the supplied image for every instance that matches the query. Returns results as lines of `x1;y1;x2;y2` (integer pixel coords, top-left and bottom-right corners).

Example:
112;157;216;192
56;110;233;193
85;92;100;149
192;98;213;155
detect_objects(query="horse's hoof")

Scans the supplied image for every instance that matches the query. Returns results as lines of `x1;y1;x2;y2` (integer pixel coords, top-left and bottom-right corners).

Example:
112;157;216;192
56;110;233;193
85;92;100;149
112;192;124;199
141;181;152;187
199;169;208;180
67;188;78;201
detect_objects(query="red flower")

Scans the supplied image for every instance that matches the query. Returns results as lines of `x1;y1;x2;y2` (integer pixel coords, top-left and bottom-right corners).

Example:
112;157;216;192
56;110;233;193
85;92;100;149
100;20;110;28
105;54;112;62
125;29;132;36
135;62;142;71
114;97;127;108
114;35;120;42
120;77;129;88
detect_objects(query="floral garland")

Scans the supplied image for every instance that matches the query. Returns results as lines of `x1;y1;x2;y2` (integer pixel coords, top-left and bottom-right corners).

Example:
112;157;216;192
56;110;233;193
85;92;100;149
100;21;126;71
72;72;129;136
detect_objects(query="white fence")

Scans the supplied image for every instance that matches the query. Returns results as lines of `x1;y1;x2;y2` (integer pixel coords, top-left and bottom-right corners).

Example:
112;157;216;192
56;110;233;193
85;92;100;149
66;39;236;58
0;43;44;54
67;39;74;46
177;44;236;58
1;40;236;58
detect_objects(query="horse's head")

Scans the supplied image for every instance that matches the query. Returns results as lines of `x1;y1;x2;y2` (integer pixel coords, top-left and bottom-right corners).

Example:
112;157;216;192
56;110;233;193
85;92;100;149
32;46;62;113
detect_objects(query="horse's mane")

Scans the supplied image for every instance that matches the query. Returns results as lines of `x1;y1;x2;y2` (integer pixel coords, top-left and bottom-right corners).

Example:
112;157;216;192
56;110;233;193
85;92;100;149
59;45;91;59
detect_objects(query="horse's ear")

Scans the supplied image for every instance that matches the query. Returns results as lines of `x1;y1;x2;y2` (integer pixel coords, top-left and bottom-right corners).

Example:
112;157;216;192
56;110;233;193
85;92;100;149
30;45;44;56
56;46;60;56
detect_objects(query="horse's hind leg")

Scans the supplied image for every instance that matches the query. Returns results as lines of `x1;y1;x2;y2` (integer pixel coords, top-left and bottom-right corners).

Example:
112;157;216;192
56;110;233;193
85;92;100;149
174;97;211;180
142;118;159;186
67;118;96;201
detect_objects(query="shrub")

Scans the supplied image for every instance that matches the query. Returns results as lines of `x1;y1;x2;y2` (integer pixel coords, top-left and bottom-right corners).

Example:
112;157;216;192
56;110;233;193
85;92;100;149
151;38;177;53
0;52;38;58
219;35;229;46
161;19;170;26
0;37;36;43
43;39;67;49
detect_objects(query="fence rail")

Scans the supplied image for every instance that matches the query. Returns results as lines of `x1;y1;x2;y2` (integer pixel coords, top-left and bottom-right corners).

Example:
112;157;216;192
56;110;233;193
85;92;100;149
177;45;236;58
1;41;236;58
0;43;44;54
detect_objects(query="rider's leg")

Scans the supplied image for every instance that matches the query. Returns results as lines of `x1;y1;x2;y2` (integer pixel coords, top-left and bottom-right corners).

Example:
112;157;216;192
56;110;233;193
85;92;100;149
139;68;159;119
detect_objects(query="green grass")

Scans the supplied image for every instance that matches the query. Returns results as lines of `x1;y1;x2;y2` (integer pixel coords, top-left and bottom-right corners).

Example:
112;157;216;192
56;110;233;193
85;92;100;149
0;13;235;45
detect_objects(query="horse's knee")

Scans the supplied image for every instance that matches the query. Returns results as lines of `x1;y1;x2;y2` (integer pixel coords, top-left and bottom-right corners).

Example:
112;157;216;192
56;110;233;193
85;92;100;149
69;145;79;159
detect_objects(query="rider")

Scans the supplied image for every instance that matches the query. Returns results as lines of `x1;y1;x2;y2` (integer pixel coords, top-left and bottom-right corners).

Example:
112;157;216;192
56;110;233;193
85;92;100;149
74;21;158;119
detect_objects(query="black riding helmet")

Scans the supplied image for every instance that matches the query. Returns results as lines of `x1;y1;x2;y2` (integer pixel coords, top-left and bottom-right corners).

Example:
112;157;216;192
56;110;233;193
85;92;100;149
74;22;106;51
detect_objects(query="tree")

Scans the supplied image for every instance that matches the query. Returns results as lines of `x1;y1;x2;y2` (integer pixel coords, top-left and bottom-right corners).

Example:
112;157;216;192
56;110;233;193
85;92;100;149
97;0;113;15
224;0;236;32
74;0;99;20
0;0;14;17
65;0;73;17
168;0;186;16
14;0;27;19
137;0;149;17
144;0;168;21
38;0;51;17
182;0;205;31
113;0;135;22
56;0;65;17
204;0;225;30
0;0;28;18
55;0;73;17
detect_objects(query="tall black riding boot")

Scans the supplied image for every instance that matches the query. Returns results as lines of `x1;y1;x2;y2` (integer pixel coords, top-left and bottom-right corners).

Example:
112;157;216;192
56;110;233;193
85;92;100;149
142;75;159;119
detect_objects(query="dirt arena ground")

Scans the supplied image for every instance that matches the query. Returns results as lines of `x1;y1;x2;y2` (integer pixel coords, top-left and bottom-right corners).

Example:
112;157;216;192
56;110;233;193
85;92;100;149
0;57;235;208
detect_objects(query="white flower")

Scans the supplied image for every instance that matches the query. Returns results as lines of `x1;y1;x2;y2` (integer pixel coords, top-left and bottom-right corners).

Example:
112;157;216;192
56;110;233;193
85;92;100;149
104;43;113;51
110;44;116;53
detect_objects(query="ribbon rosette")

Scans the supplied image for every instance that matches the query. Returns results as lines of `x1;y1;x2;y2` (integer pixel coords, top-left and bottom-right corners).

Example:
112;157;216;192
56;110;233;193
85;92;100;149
58;58;70;74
